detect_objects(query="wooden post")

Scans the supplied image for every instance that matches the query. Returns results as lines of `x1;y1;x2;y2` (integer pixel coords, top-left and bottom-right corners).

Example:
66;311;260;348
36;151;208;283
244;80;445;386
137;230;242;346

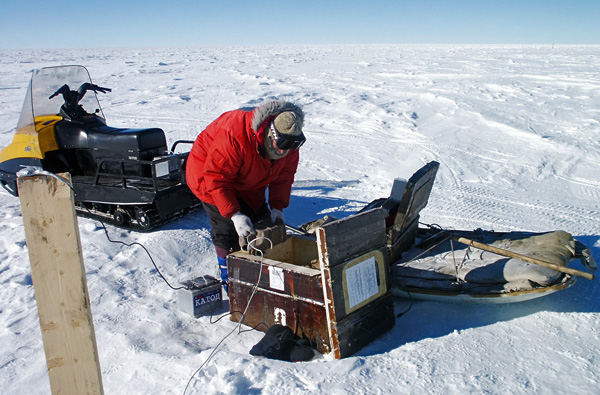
18;173;104;395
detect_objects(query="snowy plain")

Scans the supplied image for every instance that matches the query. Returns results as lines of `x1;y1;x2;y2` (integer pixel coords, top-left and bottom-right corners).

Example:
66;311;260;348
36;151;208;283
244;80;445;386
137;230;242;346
0;45;599;394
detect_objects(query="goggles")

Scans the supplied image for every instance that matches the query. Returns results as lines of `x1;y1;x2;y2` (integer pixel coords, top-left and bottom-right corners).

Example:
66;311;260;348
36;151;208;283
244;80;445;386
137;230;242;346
271;122;306;150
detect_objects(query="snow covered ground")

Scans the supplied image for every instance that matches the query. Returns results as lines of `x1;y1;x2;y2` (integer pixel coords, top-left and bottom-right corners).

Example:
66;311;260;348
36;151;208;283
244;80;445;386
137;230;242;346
0;45;599;394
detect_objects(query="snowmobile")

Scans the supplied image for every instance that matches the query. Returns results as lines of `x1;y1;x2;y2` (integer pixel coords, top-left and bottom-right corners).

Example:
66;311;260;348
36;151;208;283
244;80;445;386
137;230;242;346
0;65;199;230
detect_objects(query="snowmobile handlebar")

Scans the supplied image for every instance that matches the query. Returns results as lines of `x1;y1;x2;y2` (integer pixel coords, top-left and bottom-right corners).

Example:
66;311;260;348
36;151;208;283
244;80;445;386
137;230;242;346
49;83;112;101
48;84;69;100
49;83;111;120
85;83;112;95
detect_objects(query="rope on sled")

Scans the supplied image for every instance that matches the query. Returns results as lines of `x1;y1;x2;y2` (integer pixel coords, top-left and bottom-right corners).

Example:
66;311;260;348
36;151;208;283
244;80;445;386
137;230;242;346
416;222;473;287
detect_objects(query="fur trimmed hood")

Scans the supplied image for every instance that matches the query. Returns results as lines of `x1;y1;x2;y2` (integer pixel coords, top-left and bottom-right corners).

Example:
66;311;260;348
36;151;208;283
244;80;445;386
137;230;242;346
251;100;304;133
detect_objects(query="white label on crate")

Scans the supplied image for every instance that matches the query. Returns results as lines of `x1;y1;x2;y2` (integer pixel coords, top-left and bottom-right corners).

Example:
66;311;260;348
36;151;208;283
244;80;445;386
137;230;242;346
345;256;379;308
274;308;287;327
269;266;285;291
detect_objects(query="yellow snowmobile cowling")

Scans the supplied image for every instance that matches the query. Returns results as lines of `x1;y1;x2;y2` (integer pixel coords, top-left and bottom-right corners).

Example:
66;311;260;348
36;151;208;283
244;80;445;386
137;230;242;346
0;116;61;162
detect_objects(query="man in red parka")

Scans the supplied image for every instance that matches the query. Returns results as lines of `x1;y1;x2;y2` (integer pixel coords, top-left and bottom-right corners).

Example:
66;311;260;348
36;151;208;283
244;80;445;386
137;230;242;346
186;100;306;290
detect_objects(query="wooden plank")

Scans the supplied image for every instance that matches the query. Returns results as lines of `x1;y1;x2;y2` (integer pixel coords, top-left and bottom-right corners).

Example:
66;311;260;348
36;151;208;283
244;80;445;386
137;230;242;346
228;252;324;303
319;208;387;268
317;207;393;359
316;227;341;358
335;293;395;358
452;235;594;281
228;280;330;354
18;174;104;395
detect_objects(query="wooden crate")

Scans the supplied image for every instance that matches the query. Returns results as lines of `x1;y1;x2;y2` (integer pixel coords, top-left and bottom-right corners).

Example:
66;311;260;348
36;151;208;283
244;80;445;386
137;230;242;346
228;208;395;359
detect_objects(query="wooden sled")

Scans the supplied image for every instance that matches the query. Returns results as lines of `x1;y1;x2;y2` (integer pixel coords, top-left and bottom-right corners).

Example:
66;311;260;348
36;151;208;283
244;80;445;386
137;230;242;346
391;227;594;304
359;161;596;304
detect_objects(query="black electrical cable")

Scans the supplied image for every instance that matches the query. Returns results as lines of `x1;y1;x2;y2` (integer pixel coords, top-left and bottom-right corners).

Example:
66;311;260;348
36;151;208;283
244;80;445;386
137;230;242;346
18;171;307;390
238;321;269;334
209;309;238;325
96;219;184;290
395;286;414;318
17;169;184;291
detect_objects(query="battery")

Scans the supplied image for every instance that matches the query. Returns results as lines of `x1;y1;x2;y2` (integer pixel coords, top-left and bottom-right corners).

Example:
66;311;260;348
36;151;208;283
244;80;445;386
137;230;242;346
178;275;224;317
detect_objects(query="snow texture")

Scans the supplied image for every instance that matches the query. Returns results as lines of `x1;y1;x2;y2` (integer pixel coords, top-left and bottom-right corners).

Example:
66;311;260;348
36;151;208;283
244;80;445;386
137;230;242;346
0;45;599;394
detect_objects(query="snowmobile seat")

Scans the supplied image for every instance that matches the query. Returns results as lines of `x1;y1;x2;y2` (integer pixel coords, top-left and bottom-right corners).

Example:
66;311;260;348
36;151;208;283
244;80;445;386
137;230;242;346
55;121;167;155
86;125;168;178
88;125;168;157
54;119;168;177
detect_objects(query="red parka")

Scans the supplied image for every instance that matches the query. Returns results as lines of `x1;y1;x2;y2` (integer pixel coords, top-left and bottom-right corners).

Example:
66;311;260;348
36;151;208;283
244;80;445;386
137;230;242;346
186;101;302;219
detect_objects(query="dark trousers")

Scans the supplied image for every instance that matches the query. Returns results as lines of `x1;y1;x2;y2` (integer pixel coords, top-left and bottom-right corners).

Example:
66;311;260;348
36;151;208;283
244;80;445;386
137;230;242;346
201;199;271;255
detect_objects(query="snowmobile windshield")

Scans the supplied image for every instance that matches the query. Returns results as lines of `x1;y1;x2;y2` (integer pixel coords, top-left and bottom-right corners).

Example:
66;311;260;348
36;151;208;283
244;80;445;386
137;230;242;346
16;65;106;134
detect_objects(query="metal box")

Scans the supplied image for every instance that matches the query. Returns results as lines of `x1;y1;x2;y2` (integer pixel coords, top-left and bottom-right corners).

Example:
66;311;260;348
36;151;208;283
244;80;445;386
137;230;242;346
178;275;224;317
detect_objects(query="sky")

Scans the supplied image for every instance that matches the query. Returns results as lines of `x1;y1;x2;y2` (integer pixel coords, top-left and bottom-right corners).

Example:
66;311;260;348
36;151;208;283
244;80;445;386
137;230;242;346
0;0;599;49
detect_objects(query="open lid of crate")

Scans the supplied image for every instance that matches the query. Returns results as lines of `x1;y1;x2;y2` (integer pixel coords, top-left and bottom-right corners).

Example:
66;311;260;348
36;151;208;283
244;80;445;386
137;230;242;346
316;207;395;359
358;161;440;262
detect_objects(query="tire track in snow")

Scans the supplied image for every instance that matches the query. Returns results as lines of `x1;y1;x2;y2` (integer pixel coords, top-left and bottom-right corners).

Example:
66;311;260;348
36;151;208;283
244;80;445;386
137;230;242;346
427;183;600;234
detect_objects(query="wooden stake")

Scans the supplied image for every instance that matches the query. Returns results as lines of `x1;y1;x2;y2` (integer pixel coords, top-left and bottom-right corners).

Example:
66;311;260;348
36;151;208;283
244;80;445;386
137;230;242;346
18;173;104;395
453;235;594;281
